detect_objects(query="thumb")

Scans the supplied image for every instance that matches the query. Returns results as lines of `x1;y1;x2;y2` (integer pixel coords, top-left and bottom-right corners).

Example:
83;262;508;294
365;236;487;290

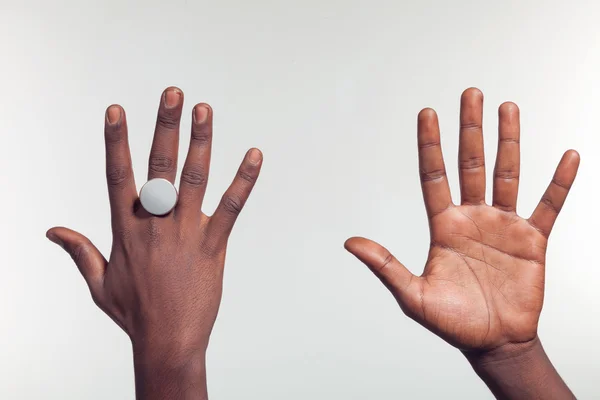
344;237;421;311
46;226;107;298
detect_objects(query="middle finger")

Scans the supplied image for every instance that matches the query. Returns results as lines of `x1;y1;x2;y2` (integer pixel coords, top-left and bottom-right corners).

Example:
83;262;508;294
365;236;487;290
147;86;184;183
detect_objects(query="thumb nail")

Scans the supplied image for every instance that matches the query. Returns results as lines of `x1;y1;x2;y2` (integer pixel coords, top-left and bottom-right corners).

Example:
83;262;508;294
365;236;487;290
46;232;64;249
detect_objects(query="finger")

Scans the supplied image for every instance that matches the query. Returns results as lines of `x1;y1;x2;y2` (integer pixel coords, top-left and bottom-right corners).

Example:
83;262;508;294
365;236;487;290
148;87;183;183
208;149;263;243
344;237;421;313
493;102;520;212
46;227;107;301
105;105;137;226
528;150;580;238
177;104;213;218
417;108;453;219
459;88;486;205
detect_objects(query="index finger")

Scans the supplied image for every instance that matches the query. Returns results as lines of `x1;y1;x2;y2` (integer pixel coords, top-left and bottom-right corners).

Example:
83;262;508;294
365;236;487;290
104;105;137;227
418;108;453;219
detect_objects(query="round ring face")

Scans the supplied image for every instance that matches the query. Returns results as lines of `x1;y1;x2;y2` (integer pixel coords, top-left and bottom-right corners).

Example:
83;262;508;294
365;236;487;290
139;178;178;216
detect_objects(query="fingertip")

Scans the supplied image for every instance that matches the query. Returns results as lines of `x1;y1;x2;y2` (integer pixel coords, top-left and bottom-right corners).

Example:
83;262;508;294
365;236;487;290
163;86;183;98
344;237;380;257
498;101;519;115
417;108;440;134
164;85;183;93
46;226;68;238
45;226;86;245
193;103;212;124
105;104;123;126
247;148;263;165
461;87;484;101
162;86;184;109
418;107;437;123
555;150;581;179
563;149;581;164
46;227;63;246
344;236;363;251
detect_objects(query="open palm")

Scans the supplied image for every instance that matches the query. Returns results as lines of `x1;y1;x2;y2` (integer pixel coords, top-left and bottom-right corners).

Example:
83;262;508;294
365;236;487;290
345;88;580;352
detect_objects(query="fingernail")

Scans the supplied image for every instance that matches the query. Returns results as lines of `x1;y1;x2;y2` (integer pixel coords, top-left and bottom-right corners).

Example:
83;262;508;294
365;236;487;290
247;148;262;165
106;105;121;126
164;88;181;109
46;232;64;248
194;105;209;124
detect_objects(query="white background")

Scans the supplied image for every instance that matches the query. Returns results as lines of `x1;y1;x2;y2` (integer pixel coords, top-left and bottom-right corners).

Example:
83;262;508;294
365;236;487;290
1;0;599;398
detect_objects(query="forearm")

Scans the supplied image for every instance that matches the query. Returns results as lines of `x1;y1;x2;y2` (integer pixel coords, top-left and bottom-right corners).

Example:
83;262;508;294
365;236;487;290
465;337;574;400
133;344;208;400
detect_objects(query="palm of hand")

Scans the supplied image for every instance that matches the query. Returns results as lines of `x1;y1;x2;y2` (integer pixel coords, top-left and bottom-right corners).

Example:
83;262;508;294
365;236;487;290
346;88;579;352
420;205;546;350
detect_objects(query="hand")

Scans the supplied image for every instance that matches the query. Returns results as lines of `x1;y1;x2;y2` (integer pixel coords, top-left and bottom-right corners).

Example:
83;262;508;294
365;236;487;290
46;87;263;399
345;88;579;353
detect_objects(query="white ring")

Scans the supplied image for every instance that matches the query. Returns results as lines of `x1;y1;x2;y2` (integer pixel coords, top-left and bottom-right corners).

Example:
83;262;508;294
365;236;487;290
139;178;178;216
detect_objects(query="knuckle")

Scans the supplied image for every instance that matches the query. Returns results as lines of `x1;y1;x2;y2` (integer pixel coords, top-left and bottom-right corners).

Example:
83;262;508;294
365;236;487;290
112;225;133;242
541;196;561;214
459;156;485;170
493;199;515;212
181;167;207;187
237;168;257;184
494;168;519;180
149;156;175;174
552;177;571;190
70;242;90;266
104;127;124;144
191;125;212;145
499;137;520;144
106;165;130;187
145;218;163;244
460;122;482;131
173;227;186;246
156;111;180;130
376;252;394;274
418;140;440;150
221;195;243;216
420;168;446;182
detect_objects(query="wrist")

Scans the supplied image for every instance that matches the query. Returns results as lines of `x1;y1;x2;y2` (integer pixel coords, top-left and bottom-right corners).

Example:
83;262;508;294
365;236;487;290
130;324;211;361
132;340;208;400
464;336;575;400
463;336;541;368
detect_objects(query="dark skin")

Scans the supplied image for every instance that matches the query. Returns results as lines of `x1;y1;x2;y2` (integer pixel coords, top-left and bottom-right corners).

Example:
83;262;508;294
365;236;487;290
47;87;263;400
345;88;579;399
